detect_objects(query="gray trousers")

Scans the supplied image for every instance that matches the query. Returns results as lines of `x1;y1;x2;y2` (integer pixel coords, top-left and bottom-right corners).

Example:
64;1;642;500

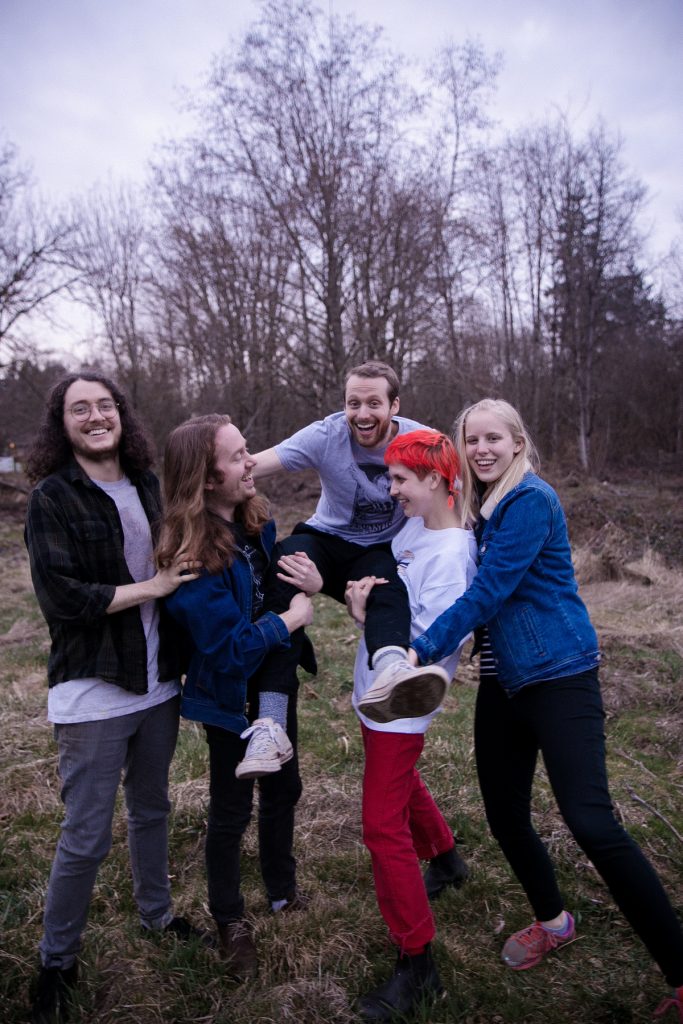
39;695;180;968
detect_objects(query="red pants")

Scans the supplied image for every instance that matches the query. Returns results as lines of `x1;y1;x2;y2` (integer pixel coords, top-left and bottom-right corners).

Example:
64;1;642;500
361;724;454;954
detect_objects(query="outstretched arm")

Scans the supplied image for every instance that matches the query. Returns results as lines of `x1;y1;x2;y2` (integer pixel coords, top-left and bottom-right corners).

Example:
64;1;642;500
251;447;285;479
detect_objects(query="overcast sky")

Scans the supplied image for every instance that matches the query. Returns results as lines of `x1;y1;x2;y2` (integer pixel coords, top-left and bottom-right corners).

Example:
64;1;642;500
1;0;682;352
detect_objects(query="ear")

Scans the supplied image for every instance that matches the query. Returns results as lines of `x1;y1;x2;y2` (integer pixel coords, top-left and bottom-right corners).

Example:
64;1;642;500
205;477;216;492
429;471;441;491
513;439;524;454
390;396;400;415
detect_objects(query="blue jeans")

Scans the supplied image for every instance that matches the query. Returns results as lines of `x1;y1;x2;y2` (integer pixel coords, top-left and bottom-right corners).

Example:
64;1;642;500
475;669;683;986
39;696;180;968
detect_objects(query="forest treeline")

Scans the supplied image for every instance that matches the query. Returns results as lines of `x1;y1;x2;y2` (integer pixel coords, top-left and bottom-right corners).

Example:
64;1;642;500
1;0;682;473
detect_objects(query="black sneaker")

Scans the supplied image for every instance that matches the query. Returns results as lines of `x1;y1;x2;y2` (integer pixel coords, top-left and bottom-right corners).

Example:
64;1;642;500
149;915;215;948
423;844;469;901
165;915;216;947
31;963;78;1024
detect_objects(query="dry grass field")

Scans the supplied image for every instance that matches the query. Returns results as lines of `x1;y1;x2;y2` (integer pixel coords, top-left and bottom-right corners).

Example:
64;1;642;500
1;472;681;1023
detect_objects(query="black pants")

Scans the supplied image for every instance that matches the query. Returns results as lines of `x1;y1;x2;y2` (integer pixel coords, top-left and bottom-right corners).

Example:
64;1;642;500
204;693;302;924
253;523;411;693
474;668;683;986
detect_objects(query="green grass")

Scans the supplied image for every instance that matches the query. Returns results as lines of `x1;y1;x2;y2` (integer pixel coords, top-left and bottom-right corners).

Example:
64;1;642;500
1;516;682;1023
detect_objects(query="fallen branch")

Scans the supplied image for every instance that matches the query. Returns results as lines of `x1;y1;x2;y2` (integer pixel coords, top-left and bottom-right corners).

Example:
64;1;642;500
627;786;683;845
615;746;657;779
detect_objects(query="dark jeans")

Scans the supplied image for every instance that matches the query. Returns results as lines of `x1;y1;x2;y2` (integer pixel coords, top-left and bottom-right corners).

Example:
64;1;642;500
253;524;411;693
475;668;683;986
204;693;302;924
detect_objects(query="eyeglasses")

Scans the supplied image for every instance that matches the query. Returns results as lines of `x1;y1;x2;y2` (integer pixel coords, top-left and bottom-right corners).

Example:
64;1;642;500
67;399;120;420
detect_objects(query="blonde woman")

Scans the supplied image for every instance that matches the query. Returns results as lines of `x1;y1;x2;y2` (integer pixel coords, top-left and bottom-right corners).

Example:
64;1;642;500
399;399;683;1021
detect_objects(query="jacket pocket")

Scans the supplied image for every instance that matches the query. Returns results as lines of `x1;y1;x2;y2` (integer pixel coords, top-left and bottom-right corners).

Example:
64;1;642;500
514;604;548;660
73;519;112;542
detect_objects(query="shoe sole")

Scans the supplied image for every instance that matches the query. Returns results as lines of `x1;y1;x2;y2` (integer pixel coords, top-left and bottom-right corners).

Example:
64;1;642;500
235;748;294;779
358;671;448;723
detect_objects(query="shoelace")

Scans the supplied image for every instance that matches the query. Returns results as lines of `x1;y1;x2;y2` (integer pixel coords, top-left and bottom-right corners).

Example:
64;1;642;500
516;922;563;951
241;721;277;755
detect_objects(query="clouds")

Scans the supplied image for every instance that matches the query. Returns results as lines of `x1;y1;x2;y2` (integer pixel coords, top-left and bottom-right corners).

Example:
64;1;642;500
1;0;681;251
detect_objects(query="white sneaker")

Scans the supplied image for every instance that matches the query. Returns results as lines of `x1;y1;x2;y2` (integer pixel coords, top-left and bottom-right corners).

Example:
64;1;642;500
358;661;450;723
235;718;294;779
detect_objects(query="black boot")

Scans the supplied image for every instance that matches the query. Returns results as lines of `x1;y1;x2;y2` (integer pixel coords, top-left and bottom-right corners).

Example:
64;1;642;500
30;963;78;1024
423;843;469;901
358;946;443;1021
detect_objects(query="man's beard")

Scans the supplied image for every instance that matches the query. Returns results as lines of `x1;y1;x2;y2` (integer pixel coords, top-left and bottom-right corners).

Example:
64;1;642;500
71;437;120;462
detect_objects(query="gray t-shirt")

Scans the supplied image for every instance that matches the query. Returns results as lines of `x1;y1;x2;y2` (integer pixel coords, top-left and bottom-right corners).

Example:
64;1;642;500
275;411;424;545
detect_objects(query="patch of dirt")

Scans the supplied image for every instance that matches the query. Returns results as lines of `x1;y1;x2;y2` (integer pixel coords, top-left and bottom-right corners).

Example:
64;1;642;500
546;468;683;570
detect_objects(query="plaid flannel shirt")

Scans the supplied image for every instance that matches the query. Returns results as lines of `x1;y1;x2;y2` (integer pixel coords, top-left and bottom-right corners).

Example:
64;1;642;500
24;459;179;692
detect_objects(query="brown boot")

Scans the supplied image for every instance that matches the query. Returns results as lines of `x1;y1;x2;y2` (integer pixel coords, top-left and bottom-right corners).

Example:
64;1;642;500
216;920;258;979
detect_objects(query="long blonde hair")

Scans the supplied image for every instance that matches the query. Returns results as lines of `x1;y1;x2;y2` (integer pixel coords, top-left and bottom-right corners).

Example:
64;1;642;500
156;414;270;574
454;399;540;525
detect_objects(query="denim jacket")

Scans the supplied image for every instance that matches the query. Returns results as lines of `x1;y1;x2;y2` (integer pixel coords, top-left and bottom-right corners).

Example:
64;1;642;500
411;473;599;695
165;520;292;734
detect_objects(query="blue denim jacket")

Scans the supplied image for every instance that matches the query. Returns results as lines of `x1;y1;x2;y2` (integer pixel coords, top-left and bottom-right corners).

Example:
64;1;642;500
165;520;291;734
411;473;599;695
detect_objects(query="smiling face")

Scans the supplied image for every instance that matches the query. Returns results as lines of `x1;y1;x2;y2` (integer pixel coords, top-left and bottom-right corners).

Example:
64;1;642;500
464;409;523;485
388;463;438;520
344;375;400;449
205;423;257;520
62;379;122;469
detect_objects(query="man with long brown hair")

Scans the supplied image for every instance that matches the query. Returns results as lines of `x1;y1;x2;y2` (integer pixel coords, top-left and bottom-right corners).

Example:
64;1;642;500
159;414;316;975
24;371;202;1024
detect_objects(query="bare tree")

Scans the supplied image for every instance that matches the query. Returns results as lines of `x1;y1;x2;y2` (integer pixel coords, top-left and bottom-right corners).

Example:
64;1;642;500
190;0;425;406
0;140;77;360
68;183;152;404
418;41;501;410
549;121;646;470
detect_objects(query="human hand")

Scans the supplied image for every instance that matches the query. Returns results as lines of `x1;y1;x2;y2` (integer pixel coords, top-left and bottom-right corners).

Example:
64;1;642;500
154;551;201;596
277;551;324;595
344;575;387;625
407;647;419;667
288;591;314;628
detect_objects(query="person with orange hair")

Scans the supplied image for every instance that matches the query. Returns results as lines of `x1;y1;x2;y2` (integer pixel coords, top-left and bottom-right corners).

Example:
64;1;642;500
344;430;477;1021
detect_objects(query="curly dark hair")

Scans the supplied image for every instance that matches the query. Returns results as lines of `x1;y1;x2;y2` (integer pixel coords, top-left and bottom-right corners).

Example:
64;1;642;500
25;371;155;485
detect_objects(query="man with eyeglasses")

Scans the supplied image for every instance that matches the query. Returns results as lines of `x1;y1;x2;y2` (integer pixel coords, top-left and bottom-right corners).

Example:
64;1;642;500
23;372;203;1024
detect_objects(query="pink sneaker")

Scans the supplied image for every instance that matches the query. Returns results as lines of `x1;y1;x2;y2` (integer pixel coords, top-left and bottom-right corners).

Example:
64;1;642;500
501;914;575;970
654;987;683;1021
